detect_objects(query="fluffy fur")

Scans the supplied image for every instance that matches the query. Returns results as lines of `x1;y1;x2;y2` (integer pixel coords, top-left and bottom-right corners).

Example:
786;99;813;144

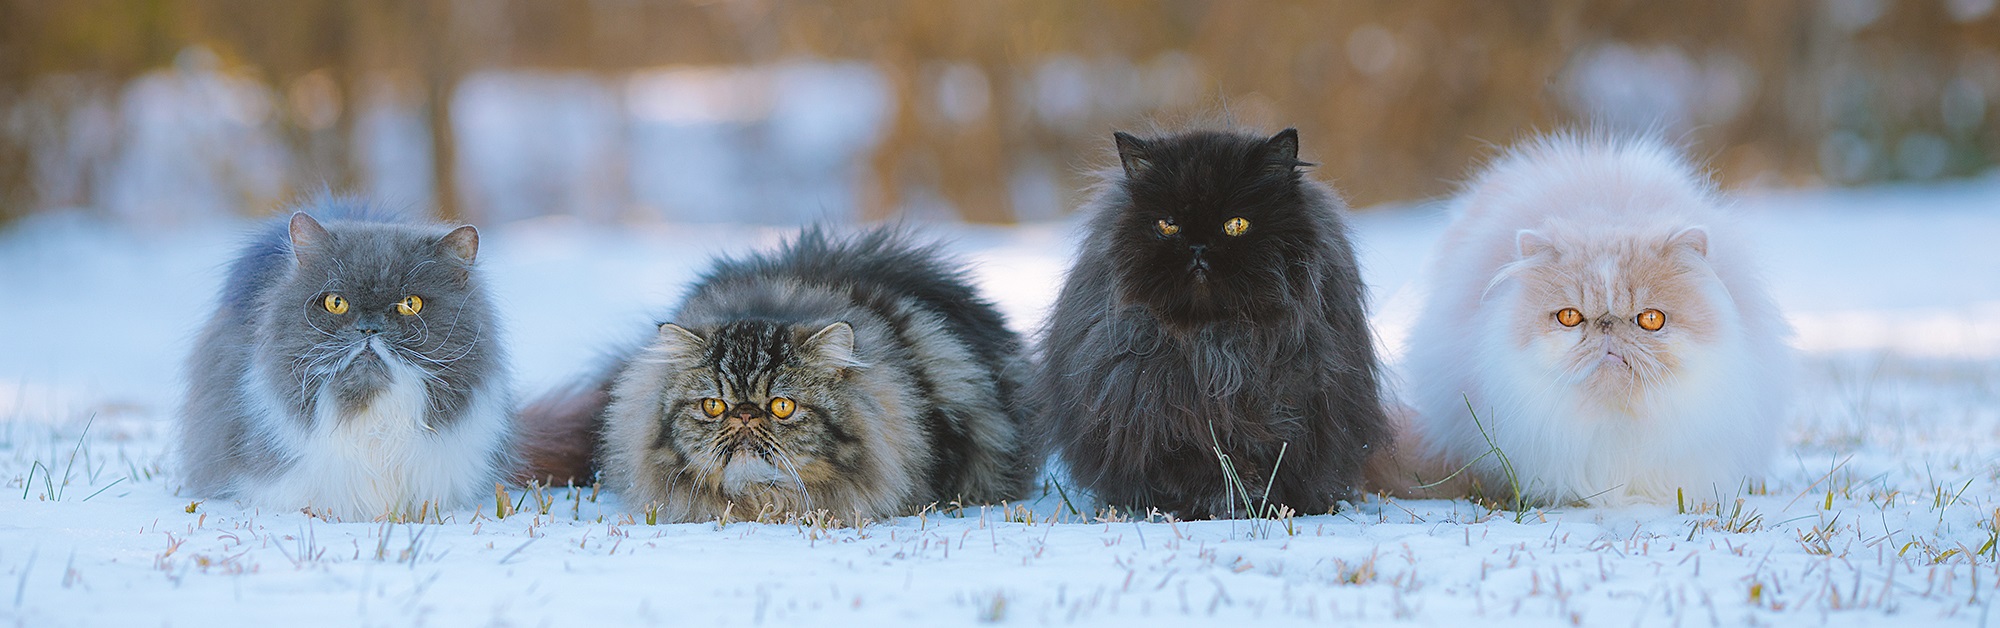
176;198;514;519
1036;128;1389;518
1403;133;1794;506
577;228;1036;522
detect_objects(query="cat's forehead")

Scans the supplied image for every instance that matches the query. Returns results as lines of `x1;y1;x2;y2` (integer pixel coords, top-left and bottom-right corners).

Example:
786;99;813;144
704;320;796;371
1527;243;1700;303
1148;142;1259;189
293;224;460;293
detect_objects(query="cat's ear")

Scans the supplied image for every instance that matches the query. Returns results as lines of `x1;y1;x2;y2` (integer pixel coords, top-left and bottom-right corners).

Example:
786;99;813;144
802;322;863;370
1515;229;1555;259
437;225;479;264
1113;132;1151;179
288;212;331;263
1666;226;1708;257
656;323;707;362
1260;128;1311;173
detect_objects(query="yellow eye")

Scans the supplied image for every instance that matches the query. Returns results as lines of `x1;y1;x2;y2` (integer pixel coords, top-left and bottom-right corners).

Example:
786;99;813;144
1223;216;1250;236
395;295;423;316
1556;308;1583;327
1636;309;1666;331
700;398;728;418
323;294;348;315
1155;220;1180;236
768;397;796;419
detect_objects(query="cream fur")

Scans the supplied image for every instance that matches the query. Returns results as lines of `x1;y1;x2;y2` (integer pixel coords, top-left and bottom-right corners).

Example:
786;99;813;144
1404;133;1794;505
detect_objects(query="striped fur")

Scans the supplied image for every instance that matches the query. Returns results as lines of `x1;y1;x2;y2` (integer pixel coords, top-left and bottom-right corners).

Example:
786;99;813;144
580;227;1036;522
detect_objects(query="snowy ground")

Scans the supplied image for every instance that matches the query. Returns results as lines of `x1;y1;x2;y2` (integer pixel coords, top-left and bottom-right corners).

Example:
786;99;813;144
3;178;1999;626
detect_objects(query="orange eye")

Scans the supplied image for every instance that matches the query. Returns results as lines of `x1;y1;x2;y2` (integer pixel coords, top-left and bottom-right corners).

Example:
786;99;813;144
1155;220;1180;236
768;397;796;419
323;294;349;315
700;398;727;418
1556;308;1583;327
395;295;423;316
1636;309;1666;331
1223;217;1250;236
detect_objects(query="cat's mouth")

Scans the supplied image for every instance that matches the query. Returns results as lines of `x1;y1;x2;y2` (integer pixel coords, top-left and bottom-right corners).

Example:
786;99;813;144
328;338;414;413
1599;350;1629;369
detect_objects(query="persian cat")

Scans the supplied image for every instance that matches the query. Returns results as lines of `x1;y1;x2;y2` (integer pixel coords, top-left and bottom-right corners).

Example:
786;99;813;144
1035;128;1388;517
177;199;514;519
1403;134;1793;506
528;228;1038;522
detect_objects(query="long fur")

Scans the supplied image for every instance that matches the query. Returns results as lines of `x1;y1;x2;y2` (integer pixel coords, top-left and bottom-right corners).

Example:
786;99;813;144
1035;127;1389;518
176;197;514;519
1403;133;1794;506
561;227;1037;522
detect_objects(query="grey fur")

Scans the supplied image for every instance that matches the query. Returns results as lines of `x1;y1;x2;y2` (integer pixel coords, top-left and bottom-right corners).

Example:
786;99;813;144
176;198;513;517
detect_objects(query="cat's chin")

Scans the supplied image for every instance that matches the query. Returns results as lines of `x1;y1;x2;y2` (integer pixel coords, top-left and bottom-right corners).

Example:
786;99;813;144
330;343;398;414
720;455;797;495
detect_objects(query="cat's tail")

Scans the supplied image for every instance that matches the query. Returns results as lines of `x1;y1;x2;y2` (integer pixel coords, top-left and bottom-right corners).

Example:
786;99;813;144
513;374;615;487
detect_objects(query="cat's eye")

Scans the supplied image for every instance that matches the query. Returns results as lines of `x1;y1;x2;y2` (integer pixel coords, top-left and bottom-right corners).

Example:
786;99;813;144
1556;308;1583;327
700;398;727;418
1155;220;1179;236
395;295;423;316
1223;217;1250;237
1636;309;1666;331
768;397;796;420
323;294;349;315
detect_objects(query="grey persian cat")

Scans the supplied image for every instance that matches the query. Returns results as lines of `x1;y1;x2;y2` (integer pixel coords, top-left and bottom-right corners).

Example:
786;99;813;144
522;228;1037;522
177;199;513;519
1035;128;1389;518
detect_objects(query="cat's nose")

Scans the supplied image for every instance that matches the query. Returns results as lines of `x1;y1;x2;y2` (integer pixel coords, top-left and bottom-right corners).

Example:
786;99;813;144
354;314;385;334
1189;244;1208;255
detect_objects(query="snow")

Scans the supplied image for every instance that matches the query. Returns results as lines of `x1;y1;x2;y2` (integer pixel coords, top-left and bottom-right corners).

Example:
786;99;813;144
3;177;2000;626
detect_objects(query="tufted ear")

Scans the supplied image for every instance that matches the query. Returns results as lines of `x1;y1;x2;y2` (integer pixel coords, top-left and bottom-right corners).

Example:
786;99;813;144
1113;131;1152;179
1260;128;1310;172
1666;226;1708;258
656;323;707;362
437;225;479;264
1515;229;1555;259
288;212;331;263
802;322;863;370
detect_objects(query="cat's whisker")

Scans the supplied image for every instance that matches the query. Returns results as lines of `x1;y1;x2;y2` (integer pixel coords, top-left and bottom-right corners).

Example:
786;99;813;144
760;433;815;510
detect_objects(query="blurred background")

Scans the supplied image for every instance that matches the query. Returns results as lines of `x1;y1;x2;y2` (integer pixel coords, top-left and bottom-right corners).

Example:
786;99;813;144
2;0;1997;227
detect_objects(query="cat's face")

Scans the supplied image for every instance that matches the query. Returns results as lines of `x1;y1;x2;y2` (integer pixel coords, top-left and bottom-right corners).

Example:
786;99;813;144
266;213;486;415
646;320;862;501
1106;129;1320;327
1500;225;1727;407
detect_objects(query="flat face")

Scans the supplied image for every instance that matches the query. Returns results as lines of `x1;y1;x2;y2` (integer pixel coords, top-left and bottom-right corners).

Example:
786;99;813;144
1108;131;1320;327
266;220;490;419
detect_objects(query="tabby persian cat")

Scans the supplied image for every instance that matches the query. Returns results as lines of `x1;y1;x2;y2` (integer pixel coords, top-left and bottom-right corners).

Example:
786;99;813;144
1403;134;1793;506
177;199;513;519
1036;128;1389;517
559;228;1035;522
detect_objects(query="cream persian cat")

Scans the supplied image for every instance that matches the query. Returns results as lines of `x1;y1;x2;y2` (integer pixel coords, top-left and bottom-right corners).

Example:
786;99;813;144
1403;133;1793;506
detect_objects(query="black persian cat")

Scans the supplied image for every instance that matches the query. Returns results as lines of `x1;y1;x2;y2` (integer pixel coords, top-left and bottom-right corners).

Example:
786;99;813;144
1035;128;1388;517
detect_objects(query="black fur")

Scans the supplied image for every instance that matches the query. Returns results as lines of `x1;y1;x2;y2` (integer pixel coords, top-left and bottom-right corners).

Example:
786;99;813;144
1035;128;1388;517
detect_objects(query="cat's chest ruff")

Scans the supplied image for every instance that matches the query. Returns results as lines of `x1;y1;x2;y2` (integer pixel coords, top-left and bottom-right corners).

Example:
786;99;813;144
248;346;493;519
